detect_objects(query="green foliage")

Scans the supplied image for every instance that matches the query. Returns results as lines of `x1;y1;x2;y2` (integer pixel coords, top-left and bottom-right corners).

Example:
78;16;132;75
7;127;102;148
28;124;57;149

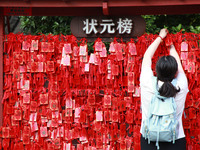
189;25;200;34
20;16;72;35
87;42;94;54
142;15;160;34
142;14;200;34
20;15;200;35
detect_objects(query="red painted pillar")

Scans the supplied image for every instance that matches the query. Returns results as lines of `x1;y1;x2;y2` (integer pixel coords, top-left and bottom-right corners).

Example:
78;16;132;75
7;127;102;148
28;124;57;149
0;8;4;126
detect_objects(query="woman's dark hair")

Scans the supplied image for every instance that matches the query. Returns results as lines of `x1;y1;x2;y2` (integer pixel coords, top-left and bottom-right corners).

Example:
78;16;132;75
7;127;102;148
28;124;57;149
156;55;180;97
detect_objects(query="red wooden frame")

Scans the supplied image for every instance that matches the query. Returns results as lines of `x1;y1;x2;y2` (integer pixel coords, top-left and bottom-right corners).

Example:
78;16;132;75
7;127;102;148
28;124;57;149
0;8;4;127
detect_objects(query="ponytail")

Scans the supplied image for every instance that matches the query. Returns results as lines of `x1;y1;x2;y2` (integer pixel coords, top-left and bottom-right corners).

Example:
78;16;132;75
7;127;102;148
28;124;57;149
156;55;180;97
158;81;180;97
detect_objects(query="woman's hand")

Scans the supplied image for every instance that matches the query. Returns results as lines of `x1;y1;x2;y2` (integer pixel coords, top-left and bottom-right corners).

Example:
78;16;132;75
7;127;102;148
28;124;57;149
159;28;168;39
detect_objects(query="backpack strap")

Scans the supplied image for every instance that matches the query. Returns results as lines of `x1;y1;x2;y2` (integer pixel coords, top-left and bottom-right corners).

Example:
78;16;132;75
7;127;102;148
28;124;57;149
152;76;158;93
169;78;178;143
171;96;178;143
156;127;160;150
171;78;178;87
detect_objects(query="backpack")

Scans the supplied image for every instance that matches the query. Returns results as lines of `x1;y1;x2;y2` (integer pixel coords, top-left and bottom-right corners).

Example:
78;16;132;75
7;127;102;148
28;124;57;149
142;77;178;150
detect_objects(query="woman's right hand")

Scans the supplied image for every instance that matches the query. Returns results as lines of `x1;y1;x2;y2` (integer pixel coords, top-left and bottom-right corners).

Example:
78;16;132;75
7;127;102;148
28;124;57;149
159;28;168;39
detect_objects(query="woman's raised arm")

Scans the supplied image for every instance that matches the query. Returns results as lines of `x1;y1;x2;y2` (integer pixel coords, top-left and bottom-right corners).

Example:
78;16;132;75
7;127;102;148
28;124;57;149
169;44;185;74
142;29;168;68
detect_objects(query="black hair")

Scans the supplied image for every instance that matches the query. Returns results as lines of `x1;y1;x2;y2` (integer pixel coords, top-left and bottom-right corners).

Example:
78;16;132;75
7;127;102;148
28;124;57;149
156;55;180;97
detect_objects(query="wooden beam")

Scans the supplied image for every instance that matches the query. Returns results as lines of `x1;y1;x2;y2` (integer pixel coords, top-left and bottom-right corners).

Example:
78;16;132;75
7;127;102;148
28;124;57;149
1;0;200;8
30;5;200;16
0;1;101;7
1;1;200;15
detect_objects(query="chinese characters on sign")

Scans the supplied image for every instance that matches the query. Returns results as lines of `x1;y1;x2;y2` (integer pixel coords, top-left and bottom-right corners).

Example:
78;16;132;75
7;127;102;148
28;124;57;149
70;16;146;41
83;18;133;34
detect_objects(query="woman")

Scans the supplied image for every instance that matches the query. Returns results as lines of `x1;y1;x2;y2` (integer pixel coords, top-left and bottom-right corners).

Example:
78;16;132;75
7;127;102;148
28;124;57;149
140;29;188;150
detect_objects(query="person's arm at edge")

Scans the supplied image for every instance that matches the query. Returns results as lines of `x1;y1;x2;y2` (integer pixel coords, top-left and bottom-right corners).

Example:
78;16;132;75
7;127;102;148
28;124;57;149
142;29;168;68
169;44;188;93
169;44;185;74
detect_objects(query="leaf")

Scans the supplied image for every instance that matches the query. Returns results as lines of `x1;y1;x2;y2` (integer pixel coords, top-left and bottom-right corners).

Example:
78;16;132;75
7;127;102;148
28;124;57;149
190;26;194;30
42;16;47;20
196;26;200;32
54;22;59;26
177;24;182;31
31;21;35;28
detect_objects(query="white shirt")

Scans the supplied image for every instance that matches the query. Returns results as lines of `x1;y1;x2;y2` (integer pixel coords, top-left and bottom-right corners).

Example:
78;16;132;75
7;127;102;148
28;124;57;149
140;66;189;139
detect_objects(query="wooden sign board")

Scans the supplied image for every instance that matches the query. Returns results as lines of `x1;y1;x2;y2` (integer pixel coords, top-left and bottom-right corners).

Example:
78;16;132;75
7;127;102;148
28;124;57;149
70;16;146;42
